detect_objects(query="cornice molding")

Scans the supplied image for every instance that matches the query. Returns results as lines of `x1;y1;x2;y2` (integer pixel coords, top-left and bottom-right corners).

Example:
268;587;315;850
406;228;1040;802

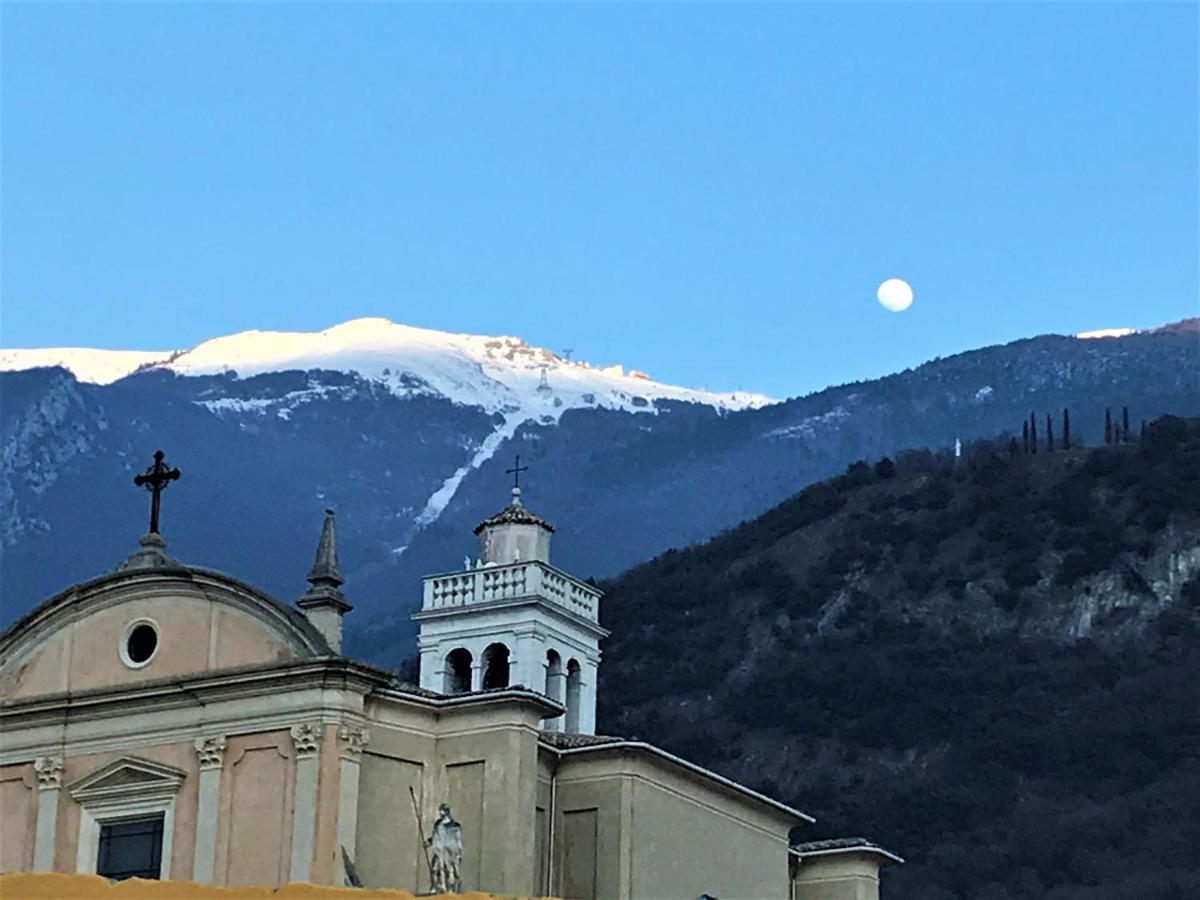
0;656;392;727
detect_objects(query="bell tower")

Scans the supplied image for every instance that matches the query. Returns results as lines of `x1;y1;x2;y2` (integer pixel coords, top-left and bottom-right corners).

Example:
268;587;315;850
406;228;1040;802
412;462;607;734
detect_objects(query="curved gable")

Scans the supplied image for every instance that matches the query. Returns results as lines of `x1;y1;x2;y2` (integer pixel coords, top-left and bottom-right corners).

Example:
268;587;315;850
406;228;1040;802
0;567;330;700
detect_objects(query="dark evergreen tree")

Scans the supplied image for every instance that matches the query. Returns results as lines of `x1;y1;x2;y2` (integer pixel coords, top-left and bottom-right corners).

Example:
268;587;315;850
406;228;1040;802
1062;407;1071;450
1105;408;1113;444
1022;420;1030;453
1123;406;1131;443
1046;413;1054;451
1030;412;1038;454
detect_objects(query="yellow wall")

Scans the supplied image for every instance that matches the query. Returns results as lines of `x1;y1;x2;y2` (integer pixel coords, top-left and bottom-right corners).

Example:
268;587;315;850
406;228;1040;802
0;872;546;899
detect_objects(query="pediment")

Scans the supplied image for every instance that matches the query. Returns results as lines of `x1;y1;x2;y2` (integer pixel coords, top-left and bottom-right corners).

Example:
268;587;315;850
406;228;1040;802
69;756;186;802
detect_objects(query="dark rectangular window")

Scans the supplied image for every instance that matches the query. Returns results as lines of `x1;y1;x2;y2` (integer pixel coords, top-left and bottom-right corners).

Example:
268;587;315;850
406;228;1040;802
96;815;164;881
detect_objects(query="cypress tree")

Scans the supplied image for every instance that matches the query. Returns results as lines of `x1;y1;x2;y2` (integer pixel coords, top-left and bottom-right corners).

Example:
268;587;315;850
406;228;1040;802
1030;412;1038;454
1046;413;1054;451
1062;407;1071;450
1022;420;1030;453
1122;406;1130;443
1105;408;1113;445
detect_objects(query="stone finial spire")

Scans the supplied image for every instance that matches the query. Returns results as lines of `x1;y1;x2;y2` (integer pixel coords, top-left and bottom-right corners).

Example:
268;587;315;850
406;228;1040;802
307;508;344;589
297;508;351;653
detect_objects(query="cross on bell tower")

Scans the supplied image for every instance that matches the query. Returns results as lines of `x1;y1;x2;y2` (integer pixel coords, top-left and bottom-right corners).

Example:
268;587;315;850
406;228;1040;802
133;450;181;535
505;454;529;497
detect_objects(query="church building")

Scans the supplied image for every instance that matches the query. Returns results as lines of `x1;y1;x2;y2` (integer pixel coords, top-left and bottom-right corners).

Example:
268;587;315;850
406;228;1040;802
0;452;900;899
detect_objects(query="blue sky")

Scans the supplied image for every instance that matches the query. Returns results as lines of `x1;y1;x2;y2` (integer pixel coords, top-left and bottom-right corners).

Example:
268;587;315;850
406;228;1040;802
2;3;1196;398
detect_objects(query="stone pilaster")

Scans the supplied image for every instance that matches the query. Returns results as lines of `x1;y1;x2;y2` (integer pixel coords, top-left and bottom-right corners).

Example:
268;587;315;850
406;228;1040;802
33;756;63;871
192;736;226;883
289;723;323;883
512;628;540;689
581;658;600;735
335;726;369;885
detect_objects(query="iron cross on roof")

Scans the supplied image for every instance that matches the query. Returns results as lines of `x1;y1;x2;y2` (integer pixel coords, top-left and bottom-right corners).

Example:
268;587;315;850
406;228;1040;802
133;450;181;535
506;455;529;490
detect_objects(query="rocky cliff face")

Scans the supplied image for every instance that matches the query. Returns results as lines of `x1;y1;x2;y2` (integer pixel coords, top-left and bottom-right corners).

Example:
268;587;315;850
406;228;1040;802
1;371;107;545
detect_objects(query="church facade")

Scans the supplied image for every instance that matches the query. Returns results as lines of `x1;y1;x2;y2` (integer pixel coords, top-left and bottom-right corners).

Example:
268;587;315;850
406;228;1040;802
0;456;899;899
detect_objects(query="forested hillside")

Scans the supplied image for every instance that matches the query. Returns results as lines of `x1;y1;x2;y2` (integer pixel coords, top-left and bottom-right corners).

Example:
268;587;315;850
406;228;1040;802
597;416;1200;899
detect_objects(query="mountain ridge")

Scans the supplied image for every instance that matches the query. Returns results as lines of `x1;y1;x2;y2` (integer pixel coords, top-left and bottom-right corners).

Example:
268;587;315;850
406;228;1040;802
1;320;1196;655
0;316;772;413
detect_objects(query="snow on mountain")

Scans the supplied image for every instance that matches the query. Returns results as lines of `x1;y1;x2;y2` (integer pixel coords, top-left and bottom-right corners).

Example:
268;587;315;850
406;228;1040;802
2;318;774;417
0;319;774;534
0;348;173;385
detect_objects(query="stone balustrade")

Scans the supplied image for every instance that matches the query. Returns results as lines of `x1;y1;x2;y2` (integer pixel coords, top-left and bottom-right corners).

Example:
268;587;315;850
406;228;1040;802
423;560;600;621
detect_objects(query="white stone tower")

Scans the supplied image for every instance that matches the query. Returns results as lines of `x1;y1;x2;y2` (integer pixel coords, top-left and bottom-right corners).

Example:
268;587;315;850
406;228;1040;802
412;469;607;734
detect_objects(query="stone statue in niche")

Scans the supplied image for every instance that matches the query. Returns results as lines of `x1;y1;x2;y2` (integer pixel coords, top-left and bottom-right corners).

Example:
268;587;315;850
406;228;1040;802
426;803;463;893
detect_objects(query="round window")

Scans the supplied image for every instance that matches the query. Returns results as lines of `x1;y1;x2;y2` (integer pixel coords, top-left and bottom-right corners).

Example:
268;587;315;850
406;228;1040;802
120;620;159;668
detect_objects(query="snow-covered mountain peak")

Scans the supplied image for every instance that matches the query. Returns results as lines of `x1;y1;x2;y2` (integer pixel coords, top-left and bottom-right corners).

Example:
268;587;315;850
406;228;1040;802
0;347;174;385
0;318;775;419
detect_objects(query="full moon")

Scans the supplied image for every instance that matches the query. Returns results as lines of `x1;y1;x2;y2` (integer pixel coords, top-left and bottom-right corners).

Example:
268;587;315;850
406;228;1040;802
877;278;913;312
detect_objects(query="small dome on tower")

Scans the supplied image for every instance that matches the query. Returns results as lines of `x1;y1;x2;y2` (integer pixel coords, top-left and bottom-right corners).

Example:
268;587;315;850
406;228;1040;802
475;485;554;565
473;457;555;566
473;487;555;536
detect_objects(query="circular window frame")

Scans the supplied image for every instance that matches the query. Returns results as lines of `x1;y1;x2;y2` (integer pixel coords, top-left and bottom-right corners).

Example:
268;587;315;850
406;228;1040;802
119;618;160;669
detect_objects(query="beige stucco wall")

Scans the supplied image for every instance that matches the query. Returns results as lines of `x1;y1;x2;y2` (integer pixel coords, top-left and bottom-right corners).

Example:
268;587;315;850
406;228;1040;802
9;727;366;888
551;765;627;899
0;765;37;872
791;855;883;900
0;593;298;700
628;772;791;900
52;741;200;880
213;730;295;888
551;749;795;900
354;694;544;898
